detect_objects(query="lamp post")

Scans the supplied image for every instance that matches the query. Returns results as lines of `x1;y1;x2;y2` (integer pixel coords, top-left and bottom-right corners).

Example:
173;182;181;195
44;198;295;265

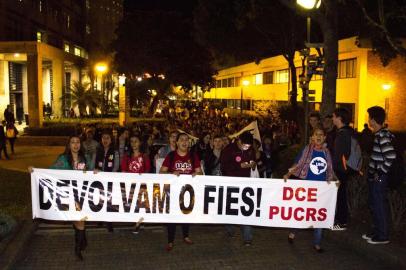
241;80;250;115
95;62;108;115
297;0;321;144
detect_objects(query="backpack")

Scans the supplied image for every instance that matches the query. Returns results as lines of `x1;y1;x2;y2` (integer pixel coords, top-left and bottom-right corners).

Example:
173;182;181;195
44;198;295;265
378;136;405;190
345;136;363;172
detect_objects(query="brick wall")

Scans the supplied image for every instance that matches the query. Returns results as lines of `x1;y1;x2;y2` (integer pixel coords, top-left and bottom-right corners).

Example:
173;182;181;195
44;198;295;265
367;52;406;131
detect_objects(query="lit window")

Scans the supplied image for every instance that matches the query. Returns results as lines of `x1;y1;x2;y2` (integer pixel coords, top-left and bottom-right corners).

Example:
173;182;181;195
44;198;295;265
74;47;81;56
254;73;263;85
275;69;289;84
338;58;357;79
39;1;42;12
86;0;90;9
86;25;91;34
67;15;70;29
36;32;42;42
64;44;70;53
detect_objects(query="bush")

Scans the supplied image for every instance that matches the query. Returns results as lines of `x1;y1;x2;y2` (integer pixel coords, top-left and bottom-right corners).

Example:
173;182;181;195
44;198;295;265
24;117;166;136
0;212;17;240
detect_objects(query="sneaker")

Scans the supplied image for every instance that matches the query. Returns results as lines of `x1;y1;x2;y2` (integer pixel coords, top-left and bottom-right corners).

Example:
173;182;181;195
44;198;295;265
367;237;390;245
361;233;374;241
244;241;252;247
331;224;347;231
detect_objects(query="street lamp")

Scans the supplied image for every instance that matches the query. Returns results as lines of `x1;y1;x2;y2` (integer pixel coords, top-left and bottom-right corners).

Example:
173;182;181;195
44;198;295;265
95;62;108;115
296;0;321;9
241;80;250;115
297;0;321;144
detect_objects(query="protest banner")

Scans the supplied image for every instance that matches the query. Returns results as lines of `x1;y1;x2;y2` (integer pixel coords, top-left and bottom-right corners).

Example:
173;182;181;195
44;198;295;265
31;169;338;228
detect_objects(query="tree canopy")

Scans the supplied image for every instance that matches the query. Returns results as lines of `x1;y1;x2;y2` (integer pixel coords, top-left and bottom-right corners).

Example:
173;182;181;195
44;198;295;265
113;4;215;90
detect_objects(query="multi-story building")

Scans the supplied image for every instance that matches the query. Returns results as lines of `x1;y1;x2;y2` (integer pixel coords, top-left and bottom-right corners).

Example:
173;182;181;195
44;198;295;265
0;0;89;127
204;37;406;132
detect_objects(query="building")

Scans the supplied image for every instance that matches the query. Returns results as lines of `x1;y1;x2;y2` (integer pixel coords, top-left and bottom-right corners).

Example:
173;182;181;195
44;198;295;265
204;37;406;132
0;0;89;127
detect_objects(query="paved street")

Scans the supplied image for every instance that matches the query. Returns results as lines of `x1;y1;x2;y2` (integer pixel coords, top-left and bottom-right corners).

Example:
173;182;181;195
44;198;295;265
14;224;396;270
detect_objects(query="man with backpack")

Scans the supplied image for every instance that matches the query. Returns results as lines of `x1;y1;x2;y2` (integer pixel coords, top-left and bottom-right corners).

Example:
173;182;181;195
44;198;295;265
331;108;355;231
362;106;397;244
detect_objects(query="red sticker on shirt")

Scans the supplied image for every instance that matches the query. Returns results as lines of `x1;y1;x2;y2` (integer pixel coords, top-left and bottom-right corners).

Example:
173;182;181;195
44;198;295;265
235;156;242;162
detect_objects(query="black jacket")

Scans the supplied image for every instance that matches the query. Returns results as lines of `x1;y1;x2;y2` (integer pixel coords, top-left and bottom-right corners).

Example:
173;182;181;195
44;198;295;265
333;126;353;173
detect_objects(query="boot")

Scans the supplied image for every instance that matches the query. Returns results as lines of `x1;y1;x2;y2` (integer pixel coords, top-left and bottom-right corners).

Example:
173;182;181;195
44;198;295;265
80;229;88;251
73;226;83;261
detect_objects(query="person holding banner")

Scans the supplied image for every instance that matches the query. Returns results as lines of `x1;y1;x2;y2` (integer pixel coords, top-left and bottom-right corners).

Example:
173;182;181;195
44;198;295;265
283;127;336;253
220;131;256;246
121;134;151;174
159;132;203;251
29;135;93;260
94;130;120;232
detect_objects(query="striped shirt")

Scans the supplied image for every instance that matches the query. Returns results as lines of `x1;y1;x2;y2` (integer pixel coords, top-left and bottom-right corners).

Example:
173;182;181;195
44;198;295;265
368;128;396;175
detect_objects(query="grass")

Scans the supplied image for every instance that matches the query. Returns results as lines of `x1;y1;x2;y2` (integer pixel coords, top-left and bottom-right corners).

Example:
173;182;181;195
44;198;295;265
0;169;31;221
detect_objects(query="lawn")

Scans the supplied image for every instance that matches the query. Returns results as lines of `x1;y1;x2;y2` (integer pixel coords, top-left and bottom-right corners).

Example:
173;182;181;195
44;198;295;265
0;168;31;221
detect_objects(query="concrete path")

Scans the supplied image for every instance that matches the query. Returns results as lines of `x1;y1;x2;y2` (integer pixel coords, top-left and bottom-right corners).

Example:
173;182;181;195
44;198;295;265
13;224;396;270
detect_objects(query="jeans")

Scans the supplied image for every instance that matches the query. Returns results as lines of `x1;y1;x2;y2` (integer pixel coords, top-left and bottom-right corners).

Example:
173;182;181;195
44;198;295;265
368;174;389;240
290;229;322;246
335;171;349;225
167;224;189;243
226;225;253;242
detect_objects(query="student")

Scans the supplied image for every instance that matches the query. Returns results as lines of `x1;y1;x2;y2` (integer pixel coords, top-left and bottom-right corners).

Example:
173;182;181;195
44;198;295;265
160;133;202;251
204;134;223;176
220;131;256;246
0;120;10;160
30;135;93;260
362;106;396;244
283;127;336;253
94;130;120;232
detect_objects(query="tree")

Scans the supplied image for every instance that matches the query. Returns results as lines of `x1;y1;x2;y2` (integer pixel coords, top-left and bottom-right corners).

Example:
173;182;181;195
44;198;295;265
194;0;306;109
61;81;103;117
113;5;215;107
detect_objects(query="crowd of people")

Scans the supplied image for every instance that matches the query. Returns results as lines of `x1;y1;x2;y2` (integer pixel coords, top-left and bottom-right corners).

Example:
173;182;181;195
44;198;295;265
24;103;396;261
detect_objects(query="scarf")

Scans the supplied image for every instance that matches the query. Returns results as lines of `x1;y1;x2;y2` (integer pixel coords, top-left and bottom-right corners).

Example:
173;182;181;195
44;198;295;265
290;143;334;181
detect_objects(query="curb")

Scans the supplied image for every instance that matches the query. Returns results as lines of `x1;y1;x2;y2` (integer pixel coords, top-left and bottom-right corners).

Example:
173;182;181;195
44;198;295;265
0;220;38;270
324;229;406;269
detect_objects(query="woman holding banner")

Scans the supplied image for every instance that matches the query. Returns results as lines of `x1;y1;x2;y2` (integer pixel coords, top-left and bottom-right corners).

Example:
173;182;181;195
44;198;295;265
94;130;120;232
29;135;93;260
159;132;202;251
283;127;336;253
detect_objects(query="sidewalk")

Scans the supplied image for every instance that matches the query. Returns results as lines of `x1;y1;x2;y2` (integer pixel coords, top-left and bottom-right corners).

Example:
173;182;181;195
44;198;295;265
13;225;398;270
0;146;64;172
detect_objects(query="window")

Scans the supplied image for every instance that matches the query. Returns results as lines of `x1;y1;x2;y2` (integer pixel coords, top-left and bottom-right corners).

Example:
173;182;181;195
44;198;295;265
222;79;228;88
275;69;289;84
67;15;70;29
216;80;221;88
86;25;91;34
254;73;263;85
235;77;241;86
86;0;90;9
39;1;42;12
263;71;273;84
227;77;235;87
64;44;70;52
74;47;81;56
36;31;42;42
338;58;356;79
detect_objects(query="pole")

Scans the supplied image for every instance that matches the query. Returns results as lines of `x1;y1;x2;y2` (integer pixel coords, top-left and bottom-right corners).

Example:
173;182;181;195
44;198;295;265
304;16;311;144
240;86;243;115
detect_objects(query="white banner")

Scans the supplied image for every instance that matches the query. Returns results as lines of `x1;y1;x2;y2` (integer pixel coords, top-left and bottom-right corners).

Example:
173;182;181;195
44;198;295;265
31;169;338;228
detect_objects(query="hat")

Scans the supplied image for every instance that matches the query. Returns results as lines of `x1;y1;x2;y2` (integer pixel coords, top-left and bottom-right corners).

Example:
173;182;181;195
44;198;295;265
239;131;253;145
